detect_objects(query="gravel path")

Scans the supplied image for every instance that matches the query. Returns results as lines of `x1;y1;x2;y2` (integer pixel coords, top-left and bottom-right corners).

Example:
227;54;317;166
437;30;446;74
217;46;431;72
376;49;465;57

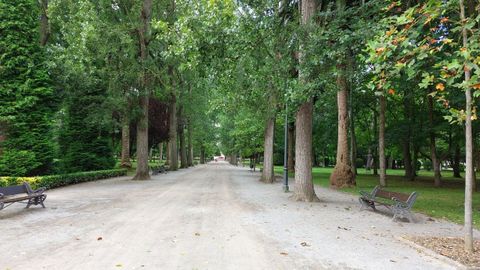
0;162;478;270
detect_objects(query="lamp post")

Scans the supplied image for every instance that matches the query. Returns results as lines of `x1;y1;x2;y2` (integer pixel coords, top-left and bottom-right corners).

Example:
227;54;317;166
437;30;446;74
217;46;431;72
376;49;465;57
283;102;289;192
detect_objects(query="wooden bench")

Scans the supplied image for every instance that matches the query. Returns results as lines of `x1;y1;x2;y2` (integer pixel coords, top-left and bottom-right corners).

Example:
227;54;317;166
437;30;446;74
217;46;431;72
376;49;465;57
151;165;166;175
0;182;47;211
359;186;417;222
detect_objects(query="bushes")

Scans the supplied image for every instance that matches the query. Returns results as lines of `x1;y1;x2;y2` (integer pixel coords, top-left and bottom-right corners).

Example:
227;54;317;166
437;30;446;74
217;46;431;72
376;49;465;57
0;169;127;190
0;150;40;176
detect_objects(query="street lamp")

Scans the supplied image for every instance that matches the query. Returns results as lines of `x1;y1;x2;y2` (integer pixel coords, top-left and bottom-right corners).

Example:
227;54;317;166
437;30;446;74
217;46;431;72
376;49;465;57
283;102;289;192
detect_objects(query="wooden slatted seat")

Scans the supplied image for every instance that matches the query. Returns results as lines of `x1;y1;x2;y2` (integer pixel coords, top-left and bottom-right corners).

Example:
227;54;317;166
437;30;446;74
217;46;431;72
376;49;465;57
359;186;417;222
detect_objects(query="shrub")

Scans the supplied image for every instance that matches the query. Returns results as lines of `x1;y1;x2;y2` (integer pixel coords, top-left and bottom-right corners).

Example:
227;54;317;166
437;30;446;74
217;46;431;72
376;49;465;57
0;150;40;176
0;169;127;190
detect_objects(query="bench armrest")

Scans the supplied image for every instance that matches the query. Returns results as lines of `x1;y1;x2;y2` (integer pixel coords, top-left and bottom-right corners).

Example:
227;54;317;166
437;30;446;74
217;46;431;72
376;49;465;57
359;190;374;200
392;197;410;209
32;187;46;194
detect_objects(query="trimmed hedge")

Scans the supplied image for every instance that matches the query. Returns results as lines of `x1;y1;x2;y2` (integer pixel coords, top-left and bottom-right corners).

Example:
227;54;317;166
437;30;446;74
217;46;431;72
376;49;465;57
0;169;128;190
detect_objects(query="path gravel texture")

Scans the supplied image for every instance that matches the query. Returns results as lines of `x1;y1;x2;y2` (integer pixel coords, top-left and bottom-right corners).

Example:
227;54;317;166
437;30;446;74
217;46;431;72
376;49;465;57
0;162;478;270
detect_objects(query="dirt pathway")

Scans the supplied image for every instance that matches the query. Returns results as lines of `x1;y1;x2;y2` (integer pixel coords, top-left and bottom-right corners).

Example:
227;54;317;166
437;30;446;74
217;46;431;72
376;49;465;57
0;162;476;269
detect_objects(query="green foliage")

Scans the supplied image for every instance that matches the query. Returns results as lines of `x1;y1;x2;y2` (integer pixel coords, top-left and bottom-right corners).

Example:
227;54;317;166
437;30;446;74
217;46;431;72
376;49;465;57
0;0;57;176
0;169;127;190
0;150;40;177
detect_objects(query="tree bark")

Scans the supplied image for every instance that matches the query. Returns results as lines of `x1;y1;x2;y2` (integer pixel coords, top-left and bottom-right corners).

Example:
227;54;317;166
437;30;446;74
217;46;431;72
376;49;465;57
428;94;442;187
187;121;193;167
165;141;170;166
132;0;152;180
348;68;357;176
379;95;387;187
261;117;275;183
294;0;319;202
460;0;473;252
330;68;355;188
294;101;319;201
120;119;131;168
178;107;187;169
158;142;163;162
287;122;295;171
402;140;414;180
168;96;178;171
200;146;205;164
39;0;50;46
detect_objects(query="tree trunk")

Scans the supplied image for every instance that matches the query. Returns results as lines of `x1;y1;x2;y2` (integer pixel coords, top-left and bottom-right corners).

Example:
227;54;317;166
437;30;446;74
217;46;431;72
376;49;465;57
261;117;275;183
427;95;442;186
165;141;170;166
120;119;131;168
132;0;152;180
168;96;178;170
460;0;473;252
349;74;358;176
178;109;187;169
294;101;319;201
287;122;295;171
187;120;193;167
158;142;163;162
330;69;355;188
379;95;387;187
39;0;50;46
402;141;414;180
294;0;319;202
200;146;205;164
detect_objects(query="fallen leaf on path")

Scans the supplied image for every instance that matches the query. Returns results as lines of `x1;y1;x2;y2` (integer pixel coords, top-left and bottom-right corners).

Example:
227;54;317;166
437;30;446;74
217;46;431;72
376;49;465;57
280;252;288;256
390;260;396;263
115;264;122;267
97;237;103;241
300;242;310;247
195;232;200;236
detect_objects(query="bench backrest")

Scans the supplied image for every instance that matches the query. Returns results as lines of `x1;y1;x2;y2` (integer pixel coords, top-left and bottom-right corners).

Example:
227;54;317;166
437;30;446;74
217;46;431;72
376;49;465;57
374;187;417;205
0;183;28;196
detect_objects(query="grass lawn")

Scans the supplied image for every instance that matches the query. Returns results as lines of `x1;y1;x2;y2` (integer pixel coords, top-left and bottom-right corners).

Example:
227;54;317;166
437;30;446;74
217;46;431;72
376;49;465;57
274;166;480;230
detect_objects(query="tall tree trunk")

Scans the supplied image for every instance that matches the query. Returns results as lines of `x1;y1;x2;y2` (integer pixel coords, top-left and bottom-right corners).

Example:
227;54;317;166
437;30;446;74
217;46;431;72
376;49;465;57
349;85;358;176
200;146;205;164
330;68;355;188
168;96;178;170
39;0;50;46
287;122;295;171
187;120;193;166
379;95;387;187
294;0;319;202
294;101;318;201
428;94;442;187
261;117;275;183
158;142;163;162
165;141;170;166
179;119;187;169
402;140;414;180
460;0;473;252
132;0;152;180
120;119;131;168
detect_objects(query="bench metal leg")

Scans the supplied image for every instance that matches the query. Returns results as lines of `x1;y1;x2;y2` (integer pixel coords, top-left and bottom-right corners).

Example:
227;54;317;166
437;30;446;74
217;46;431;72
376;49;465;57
359;198;375;211
0;202;3;211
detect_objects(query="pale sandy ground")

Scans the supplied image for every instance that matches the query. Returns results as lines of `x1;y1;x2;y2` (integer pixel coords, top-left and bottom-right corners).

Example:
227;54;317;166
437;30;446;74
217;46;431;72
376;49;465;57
0;162;478;270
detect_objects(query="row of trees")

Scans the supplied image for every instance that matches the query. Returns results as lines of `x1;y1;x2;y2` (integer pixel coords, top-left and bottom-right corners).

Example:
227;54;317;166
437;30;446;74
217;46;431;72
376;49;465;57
1;0;478;252
0;0;225;177
211;0;479;252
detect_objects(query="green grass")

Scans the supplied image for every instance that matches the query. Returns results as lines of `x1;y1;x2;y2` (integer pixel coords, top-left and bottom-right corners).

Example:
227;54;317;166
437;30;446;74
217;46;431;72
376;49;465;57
274;166;480;229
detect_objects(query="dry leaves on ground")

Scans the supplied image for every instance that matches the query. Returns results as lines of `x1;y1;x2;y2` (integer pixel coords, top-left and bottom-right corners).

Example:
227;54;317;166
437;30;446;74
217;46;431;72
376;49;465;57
406;236;480;268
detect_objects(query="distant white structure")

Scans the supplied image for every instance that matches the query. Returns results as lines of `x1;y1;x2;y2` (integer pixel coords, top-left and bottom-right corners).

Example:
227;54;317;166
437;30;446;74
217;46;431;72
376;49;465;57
214;154;225;162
